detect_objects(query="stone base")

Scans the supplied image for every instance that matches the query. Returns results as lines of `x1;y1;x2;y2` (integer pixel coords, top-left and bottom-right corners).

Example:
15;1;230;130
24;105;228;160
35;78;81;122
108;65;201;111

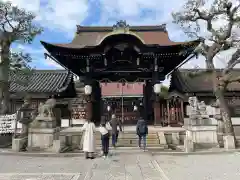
172;132;180;145
157;132;167;145
188;126;218;144
28;128;57;150
12;138;27;152
31;116;56;128
223;135;236;150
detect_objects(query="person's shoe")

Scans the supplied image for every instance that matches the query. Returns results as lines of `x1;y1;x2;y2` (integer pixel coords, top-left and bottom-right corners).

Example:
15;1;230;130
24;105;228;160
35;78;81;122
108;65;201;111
102;155;106;159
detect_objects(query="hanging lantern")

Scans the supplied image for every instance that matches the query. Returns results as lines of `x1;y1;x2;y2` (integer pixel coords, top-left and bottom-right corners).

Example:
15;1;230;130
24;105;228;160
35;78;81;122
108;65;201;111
107;105;111;112
153;83;162;94
133;105;138;111
84;85;92;95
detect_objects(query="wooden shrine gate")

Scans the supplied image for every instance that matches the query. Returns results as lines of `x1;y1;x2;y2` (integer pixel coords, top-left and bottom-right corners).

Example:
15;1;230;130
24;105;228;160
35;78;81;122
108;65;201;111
102;97;141;125
155;95;185;127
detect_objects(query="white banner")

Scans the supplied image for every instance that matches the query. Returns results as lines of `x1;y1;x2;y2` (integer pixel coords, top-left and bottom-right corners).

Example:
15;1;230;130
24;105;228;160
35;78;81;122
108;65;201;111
0;114;16;134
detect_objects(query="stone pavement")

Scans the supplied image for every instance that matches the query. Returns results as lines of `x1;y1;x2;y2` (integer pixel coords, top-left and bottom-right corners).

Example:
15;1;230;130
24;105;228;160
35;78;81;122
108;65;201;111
0;151;240;180
0;152;164;180
154;152;240;180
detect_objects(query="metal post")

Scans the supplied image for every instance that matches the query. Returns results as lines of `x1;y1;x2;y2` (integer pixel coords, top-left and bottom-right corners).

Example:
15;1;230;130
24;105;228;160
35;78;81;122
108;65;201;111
121;83;124;130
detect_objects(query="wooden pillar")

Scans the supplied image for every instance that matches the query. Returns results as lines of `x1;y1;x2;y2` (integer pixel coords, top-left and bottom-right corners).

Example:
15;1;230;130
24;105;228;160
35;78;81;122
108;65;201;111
143;83;147;121
175;98;179;124
92;80;101;125
180;100;184;124
167;100;170;127
153;96;161;125
85;94;93;121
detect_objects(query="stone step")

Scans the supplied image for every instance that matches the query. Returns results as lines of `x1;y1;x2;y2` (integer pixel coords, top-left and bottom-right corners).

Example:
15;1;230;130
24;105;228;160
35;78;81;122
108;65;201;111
94;133;158;139
77;131;162;148
95;142;161;147
95;139;160;144
94;132;161;147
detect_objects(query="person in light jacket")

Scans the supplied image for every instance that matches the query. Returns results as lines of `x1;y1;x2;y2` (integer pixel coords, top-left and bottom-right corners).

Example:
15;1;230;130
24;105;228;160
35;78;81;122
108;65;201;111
82;120;96;159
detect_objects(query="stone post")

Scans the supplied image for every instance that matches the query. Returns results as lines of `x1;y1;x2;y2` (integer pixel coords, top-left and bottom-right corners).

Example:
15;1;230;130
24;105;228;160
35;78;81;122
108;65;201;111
184;130;194;152
184;96;198;152
12;96;34;152
212;100;224;148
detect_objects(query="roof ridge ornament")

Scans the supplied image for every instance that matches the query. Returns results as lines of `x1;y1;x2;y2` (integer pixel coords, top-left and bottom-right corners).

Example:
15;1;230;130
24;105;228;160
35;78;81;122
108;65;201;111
159;24;167;32
113;20;130;33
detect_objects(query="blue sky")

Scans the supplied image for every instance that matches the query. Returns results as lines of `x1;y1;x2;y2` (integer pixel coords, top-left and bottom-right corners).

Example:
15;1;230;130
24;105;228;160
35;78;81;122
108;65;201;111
5;0;237;74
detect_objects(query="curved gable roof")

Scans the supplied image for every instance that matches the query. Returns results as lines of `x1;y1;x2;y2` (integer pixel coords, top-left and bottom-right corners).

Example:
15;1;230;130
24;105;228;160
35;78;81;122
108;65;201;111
45;24;190;49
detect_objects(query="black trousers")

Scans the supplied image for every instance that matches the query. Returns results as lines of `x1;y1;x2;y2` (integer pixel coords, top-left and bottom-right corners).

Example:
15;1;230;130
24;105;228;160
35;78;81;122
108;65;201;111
112;130;119;147
101;133;110;156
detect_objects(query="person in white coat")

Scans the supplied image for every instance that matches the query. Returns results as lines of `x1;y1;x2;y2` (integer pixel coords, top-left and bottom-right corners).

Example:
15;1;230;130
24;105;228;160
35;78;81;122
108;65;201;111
82;120;96;159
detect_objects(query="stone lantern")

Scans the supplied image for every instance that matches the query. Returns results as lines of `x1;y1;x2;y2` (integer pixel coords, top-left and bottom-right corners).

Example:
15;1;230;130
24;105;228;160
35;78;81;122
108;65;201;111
18;97;34;138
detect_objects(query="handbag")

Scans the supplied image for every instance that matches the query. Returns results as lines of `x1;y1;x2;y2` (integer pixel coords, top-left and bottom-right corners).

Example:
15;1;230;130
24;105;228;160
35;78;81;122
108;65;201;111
106;122;112;131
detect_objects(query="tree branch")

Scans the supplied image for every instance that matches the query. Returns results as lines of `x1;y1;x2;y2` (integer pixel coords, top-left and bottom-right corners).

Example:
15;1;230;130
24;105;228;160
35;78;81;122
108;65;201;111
4;6;14;31
223;49;240;75
225;75;240;84
0;1;43;43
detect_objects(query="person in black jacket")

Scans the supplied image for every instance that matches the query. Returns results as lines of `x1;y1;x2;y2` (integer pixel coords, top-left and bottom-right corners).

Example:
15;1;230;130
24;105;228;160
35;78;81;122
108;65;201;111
136;117;148;151
109;114;122;148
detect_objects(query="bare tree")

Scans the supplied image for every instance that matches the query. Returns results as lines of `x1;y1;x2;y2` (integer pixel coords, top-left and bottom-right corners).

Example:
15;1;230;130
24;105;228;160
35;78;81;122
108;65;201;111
172;0;240;146
0;1;43;114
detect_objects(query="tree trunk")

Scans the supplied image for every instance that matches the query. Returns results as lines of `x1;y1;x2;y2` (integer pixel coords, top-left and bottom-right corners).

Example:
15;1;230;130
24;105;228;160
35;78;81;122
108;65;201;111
215;88;235;136
0;40;10;114
209;64;235;145
217;90;234;136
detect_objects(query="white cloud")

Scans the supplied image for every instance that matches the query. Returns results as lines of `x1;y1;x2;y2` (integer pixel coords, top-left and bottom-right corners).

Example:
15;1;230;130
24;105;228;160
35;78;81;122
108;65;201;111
97;0;182;27
3;0;89;35
43;58;64;69
3;0;240;72
11;44;63;69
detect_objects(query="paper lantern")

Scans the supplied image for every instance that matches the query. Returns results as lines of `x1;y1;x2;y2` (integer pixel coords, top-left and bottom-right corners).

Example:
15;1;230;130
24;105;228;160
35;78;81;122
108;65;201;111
153;83;161;94
133;105;138;111
84;85;92;95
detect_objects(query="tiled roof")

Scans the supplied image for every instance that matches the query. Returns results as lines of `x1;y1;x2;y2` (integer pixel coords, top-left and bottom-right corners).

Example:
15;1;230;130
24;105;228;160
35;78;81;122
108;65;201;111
170;69;240;92
41;24;196;49
10;70;73;93
101;83;144;97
